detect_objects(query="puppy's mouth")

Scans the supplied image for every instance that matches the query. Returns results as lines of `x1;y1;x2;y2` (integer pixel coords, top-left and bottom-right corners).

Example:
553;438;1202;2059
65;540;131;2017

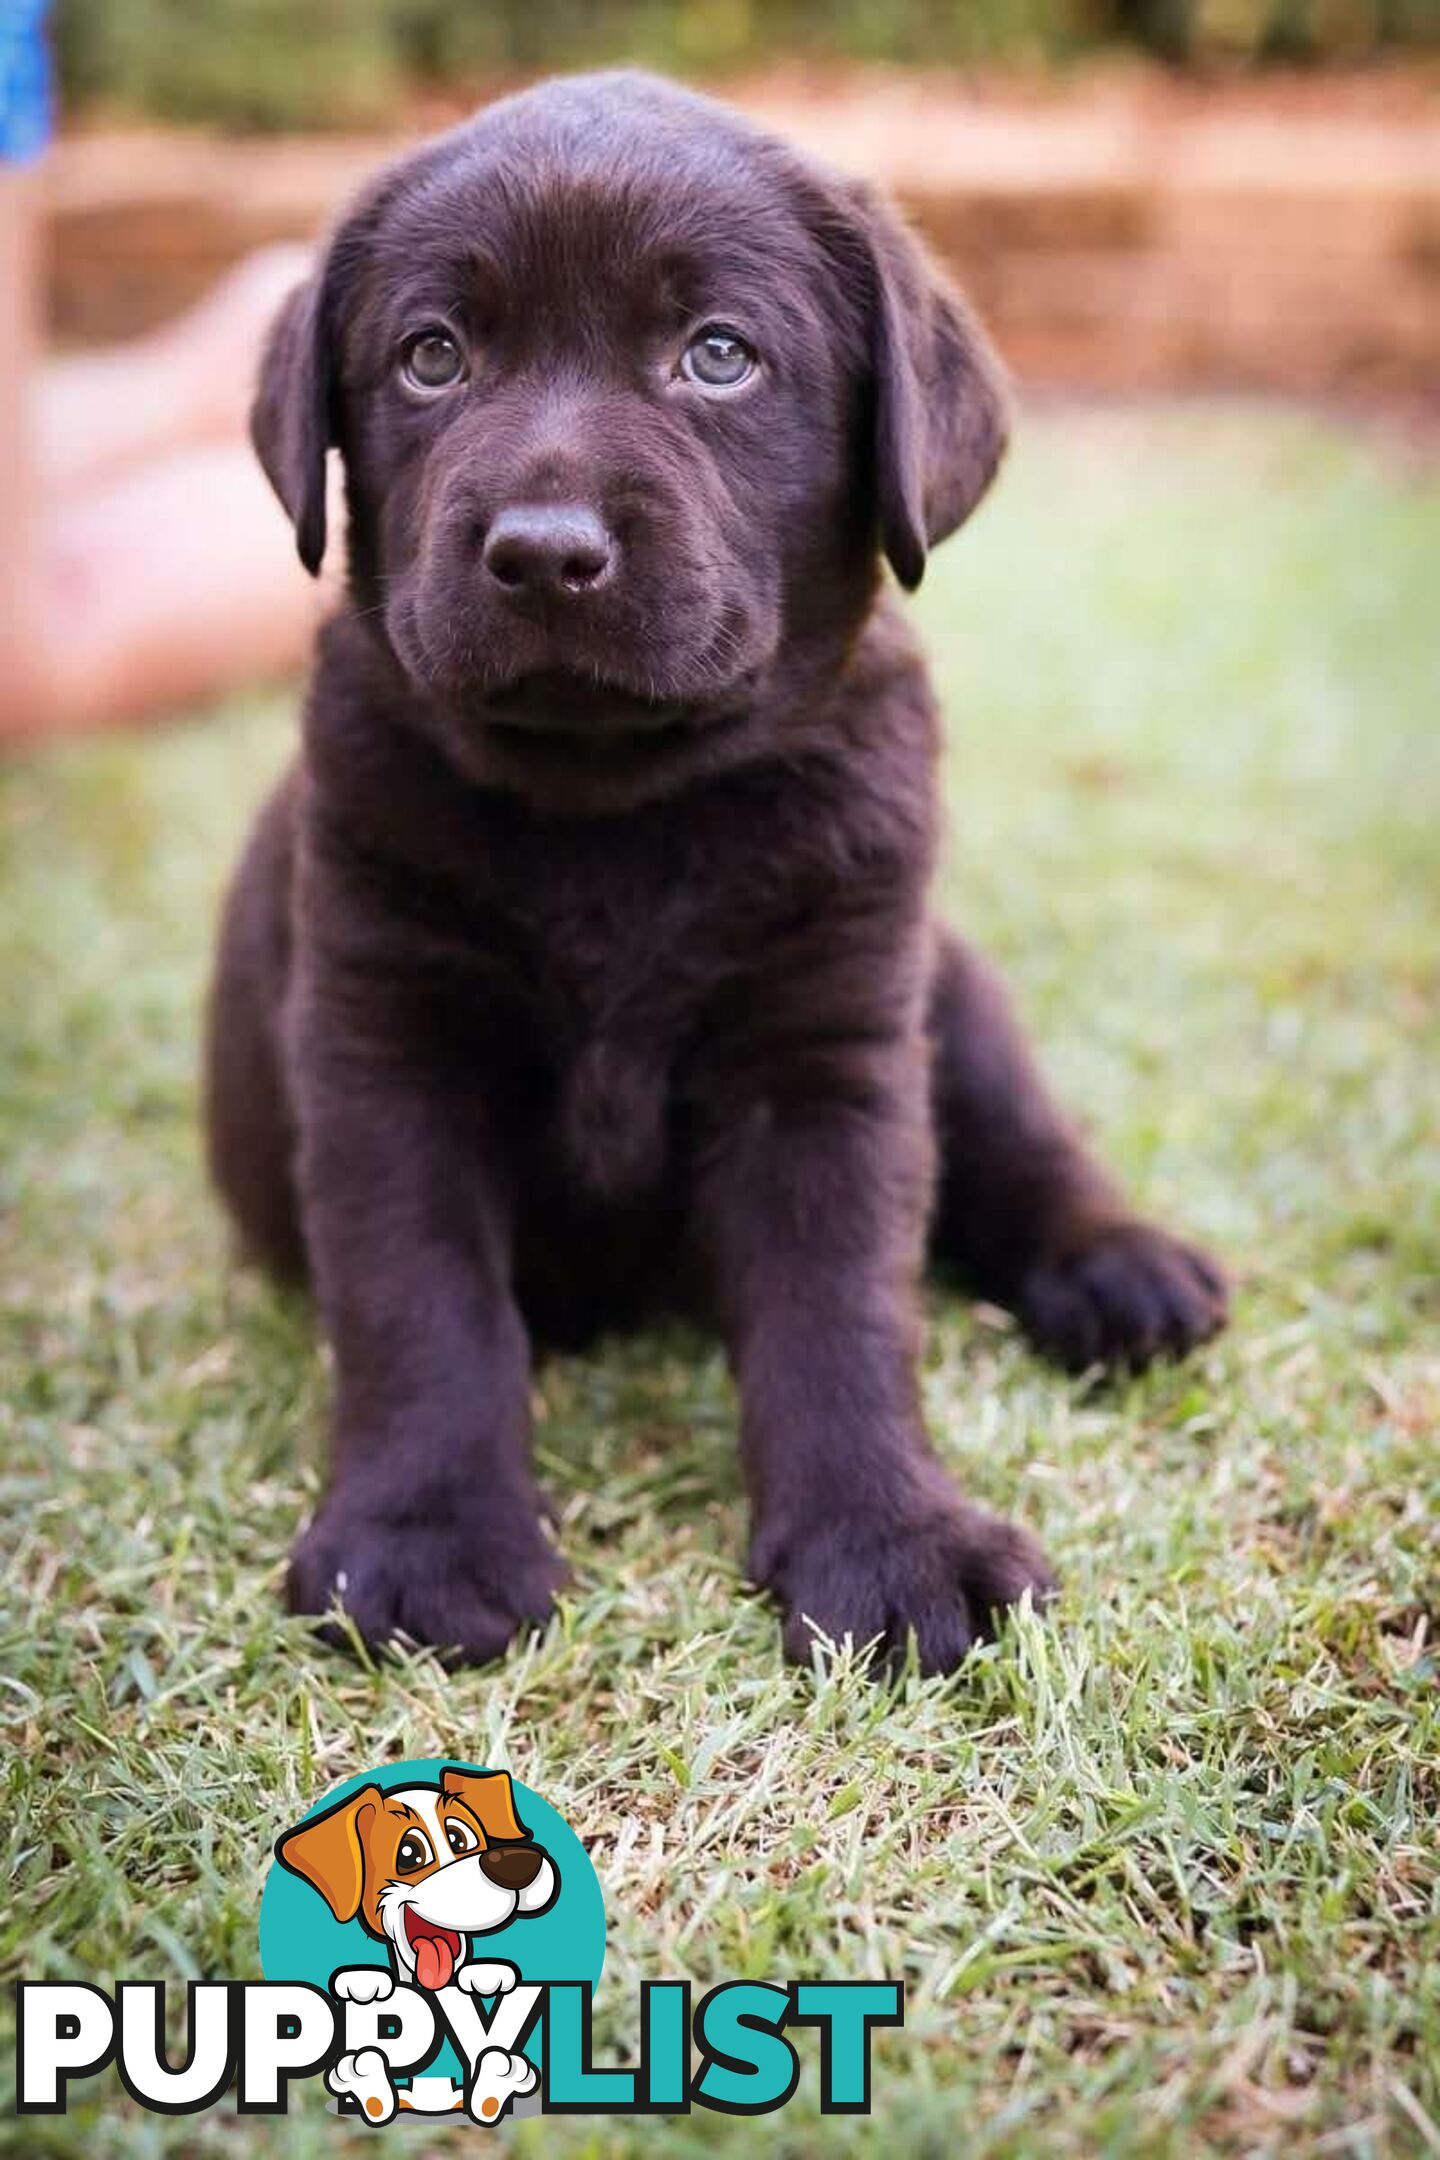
482;668;688;738
403;1906;464;1991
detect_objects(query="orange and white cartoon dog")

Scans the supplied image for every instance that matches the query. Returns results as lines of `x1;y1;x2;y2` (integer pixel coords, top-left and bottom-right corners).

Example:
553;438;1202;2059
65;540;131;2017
277;1766;557;2123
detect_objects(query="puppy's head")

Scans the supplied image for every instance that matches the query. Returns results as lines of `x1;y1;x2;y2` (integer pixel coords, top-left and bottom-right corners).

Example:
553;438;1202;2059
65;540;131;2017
277;1767;558;1991
255;71;1006;782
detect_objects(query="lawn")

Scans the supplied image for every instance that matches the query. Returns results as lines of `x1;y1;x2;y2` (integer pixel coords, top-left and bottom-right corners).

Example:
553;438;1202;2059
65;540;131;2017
1;406;1437;2159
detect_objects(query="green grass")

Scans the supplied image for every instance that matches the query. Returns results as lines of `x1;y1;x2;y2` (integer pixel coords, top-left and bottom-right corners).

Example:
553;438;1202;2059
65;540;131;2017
2;406;1437;2158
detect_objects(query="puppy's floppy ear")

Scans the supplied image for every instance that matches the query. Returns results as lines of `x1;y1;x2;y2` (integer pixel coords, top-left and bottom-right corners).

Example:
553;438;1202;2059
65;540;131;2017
275;1784;382;1922
441;1767;530;1845
847;183;1010;591
251;271;333;578
253;167;405;575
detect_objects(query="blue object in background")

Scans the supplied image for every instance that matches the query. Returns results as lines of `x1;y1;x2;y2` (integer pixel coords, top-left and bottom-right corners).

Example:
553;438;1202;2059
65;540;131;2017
1;0;53;163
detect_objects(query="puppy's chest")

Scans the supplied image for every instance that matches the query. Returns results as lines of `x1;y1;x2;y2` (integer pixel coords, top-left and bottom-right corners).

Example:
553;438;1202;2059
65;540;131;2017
500;832;735;1203
437;780;844;1202
542;901;698;1204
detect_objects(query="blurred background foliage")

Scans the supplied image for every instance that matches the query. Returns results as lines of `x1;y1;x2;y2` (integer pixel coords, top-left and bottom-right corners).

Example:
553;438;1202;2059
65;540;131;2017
53;0;1440;132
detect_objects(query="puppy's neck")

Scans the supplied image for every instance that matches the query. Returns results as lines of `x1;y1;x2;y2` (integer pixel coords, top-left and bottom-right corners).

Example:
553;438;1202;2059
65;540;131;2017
313;582;905;823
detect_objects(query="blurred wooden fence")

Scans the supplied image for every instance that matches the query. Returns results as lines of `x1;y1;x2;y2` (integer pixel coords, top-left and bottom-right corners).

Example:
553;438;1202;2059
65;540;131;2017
41;77;1440;399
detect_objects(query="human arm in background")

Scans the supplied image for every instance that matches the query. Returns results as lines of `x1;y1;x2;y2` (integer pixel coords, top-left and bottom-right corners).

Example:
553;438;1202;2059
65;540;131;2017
1;7;333;744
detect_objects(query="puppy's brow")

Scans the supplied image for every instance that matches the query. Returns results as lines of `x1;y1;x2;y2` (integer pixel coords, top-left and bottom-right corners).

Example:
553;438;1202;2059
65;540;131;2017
356;239;505;343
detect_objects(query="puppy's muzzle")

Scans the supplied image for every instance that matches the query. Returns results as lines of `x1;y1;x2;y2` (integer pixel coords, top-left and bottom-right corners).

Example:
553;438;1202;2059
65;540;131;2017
478;1842;545;1891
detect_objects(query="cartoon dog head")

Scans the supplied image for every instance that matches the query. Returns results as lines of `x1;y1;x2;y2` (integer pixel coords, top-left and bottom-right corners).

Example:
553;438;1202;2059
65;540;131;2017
277;1767;558;1991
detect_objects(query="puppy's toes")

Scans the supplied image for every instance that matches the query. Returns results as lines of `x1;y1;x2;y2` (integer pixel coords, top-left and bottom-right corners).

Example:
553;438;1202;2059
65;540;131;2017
761;1496;1055;1681
955;1509;1057;1622
469;2047;537;2124
288;1495;568;1667
1020;1220;1227;1375
327;2049;397;2124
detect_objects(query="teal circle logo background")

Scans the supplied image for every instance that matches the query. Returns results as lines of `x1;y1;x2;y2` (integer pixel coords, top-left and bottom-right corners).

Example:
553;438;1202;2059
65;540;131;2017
259;1759;605;2083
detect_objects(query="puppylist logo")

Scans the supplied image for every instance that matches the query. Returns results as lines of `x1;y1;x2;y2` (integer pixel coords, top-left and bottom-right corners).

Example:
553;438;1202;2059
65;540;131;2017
16;1759;904;2126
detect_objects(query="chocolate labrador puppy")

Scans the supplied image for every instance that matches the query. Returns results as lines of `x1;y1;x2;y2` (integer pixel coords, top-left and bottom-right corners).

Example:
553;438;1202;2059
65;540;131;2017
206;71;1225;1674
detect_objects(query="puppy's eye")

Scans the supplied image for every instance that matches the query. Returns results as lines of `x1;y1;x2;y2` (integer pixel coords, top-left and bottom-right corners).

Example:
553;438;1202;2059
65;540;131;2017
396;1831;434;1873
444;1819;480;1857
401;329;467;393
680;326;757;392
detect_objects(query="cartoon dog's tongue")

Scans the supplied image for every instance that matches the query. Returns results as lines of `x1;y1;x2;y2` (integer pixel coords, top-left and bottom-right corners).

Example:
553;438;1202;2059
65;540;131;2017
415;1935;454;1990
405;1908;462;1990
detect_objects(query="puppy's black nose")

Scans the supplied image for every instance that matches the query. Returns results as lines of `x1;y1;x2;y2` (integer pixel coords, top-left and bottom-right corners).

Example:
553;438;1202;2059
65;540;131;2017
483;505;613;597
478;1843;544;1891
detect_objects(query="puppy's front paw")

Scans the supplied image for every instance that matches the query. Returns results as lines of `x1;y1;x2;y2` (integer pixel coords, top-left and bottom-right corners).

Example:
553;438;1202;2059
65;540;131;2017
456;1960;519;1998
288;1490;568;1666
332;1967;395;2005
753;1495;1054;1678
1020;1220;1227;1374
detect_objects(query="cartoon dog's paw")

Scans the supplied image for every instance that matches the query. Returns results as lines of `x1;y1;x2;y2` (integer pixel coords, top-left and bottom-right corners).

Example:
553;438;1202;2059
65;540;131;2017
455;1960;519;1998
288;1491;569;1667
326;2047;398;2125
331;1966;395;2005
467;2047;537;2124
754;1488;1055;1678
1020;1220;1227;1374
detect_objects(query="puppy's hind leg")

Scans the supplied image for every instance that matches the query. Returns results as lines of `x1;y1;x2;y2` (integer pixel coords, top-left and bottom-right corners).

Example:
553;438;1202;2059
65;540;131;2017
926;927;1226;1372
326;2048;399;2125
203;773;307;1286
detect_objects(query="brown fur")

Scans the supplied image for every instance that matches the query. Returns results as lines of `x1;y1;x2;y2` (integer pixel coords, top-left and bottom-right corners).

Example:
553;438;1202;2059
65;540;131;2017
205;72;1225;1676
